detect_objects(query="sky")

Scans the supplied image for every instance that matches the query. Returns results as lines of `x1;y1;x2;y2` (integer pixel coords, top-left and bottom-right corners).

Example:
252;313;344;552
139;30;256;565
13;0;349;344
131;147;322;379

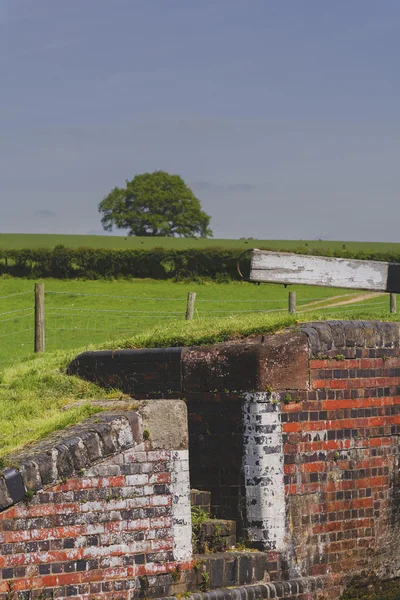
1;0;400;241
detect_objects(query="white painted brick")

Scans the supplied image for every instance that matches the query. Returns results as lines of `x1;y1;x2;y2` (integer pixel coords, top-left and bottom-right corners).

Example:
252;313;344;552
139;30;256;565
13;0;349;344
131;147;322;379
85;465;122;477
80;501;105;513
126;518;150;531
139;463;157;473
171;462;189;475
170;449;192;562
109;510;123;521
85;523;105;535
147;450;171;461
126;474;149;486
149;495;170;506
100;453;125;466
172;504;191;517
171;471;190;485
171;450;189;461
124;496;147;507
242;392;285;551
75;536;87;548
125;451;148;463
151;538;173;551
173;495;191;508
83;543;132;558
83;468;97;477
151;517;172;529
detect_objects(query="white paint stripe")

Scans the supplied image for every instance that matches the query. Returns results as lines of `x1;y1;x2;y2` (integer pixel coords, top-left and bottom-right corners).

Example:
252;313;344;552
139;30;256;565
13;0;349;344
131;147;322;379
243;392;285;551
170;449;192;561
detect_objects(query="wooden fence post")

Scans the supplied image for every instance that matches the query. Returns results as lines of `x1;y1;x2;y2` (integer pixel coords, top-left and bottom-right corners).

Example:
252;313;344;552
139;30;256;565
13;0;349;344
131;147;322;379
288;291;296;314
390;293;397;314
34;283;45;353
186;292;196;321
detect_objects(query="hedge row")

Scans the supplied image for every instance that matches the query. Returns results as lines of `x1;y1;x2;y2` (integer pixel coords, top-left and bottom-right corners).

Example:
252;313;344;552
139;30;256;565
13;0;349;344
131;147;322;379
1;245;400;280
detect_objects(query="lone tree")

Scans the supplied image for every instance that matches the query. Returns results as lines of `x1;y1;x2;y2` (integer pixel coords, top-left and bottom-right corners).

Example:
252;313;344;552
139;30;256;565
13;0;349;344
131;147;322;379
98;170;213;237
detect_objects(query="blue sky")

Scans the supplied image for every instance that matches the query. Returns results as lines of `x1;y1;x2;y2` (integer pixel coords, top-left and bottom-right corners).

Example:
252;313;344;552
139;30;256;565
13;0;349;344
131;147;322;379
1;0;400;240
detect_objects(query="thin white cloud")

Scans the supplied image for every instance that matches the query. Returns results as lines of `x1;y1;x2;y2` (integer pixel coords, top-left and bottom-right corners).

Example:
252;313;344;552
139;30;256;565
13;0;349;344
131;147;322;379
34;209;57;218
226;183;256;192
190;181;257;193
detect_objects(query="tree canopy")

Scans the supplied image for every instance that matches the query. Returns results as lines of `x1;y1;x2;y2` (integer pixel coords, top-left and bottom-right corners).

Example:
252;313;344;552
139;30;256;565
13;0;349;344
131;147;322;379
98;171;213;237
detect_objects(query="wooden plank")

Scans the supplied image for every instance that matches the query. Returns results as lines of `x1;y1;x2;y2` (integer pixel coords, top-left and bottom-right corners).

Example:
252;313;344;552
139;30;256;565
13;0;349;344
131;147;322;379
250;250;400;293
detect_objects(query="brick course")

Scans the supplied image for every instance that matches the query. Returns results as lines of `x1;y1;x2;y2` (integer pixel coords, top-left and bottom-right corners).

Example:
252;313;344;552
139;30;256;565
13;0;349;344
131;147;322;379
0;405;192;600
283;326;400;585
51;321;400;597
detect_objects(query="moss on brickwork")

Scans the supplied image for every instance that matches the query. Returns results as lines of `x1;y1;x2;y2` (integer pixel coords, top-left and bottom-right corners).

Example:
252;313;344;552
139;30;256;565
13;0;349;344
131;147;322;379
341;574;400;600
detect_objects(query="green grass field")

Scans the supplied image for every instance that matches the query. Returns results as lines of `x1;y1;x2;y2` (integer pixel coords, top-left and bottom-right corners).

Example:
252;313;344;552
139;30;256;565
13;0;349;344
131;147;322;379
0;276;395;367
0;234;398;463
1;235;399;463
1;232;400;252
1;304;400;461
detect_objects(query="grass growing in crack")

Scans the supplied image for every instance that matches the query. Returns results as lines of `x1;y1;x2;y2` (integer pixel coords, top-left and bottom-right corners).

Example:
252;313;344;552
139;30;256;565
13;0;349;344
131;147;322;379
200;572;209;592
191;506;209;554
170;565;181;583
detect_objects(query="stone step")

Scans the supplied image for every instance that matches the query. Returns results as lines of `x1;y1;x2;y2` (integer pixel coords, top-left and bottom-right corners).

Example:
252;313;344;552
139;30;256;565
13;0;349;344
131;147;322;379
199;519;236;552
186;551;270;592
193;517;236;554
191;490;237;553
191;489;211;516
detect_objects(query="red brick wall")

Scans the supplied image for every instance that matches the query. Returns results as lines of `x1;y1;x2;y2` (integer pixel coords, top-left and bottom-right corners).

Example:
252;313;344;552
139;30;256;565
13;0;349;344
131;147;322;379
66;321;400;598
282;325;400;594
0;447;190;600
0;406;193;600
181;322;400;595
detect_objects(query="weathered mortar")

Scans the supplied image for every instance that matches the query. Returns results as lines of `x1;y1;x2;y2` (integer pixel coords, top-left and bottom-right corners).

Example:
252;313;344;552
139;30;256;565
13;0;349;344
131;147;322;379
67;321;400;599
0;401;192;600
2;321;397;599
283;321;400;589
67;330;310;532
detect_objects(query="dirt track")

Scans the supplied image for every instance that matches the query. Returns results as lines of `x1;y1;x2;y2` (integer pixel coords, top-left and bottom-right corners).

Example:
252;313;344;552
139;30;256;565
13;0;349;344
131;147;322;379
300;292;386;312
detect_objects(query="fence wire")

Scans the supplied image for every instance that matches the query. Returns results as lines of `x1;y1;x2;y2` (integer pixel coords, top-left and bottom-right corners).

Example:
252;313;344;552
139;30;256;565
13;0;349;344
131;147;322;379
42;290;303;354
45;308;185;352
0;305;34;367
0;287;397;367
45;291;338;304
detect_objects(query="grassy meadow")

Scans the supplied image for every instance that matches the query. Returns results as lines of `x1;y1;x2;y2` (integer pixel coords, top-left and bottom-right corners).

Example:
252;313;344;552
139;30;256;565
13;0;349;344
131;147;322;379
1;304;400;461
0;234;399;460
2;276;393;366
2;232;400;252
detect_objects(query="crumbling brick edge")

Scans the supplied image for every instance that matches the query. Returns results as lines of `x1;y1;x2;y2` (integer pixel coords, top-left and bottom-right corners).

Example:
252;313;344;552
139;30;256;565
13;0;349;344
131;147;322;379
67;321;400;398
299;320;400;357
0;411;141;511
161;574;334;600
